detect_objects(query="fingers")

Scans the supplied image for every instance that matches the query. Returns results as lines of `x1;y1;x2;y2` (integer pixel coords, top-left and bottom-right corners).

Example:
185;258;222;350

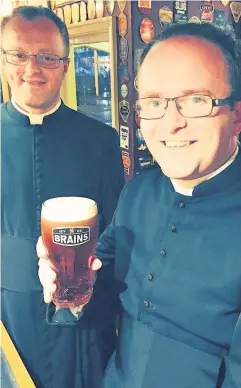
89;256;102;271
37;236;56;271
36;236;48;260
92;258;102;271
37;239;102;304
38;257;57;304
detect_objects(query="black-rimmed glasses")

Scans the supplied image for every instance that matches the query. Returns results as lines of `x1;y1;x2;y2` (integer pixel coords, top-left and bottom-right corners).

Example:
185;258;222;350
1;50;68;69
135;94;234;119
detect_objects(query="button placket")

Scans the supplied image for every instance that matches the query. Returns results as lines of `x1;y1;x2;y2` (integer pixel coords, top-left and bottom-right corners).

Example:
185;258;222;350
147;273;154;281
171;224;177;233
143;300;150;308
160;249;167;257
178;200;185;208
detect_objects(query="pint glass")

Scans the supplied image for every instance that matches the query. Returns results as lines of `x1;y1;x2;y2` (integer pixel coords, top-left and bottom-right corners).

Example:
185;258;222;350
41;197;98;309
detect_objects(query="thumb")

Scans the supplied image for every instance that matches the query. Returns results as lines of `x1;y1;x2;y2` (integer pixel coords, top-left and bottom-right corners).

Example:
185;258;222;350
89;256;102;271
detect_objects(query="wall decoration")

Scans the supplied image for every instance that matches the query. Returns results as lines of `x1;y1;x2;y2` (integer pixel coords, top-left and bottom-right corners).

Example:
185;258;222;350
117;0;126;13
119;37;129;61
119;62;130;83
134;48;144;74
188;16;201;23
138;0;152;15
173;0;188;23
159;6;173;25
56;7;64;21
140;18;155;44
95;0;104;18
71;3;80;24
63;5;71;25
118;13;128;37
105;0;115;15
80;1;87;22
230;2;241;23
121;84;128;98
120;125;129;150
220;0;230;6
136;128;147;151
200;1;214;23
87;0;96;20
214;9;227;27
122;151;131;175
55;0;67;5
119;100;130;122
137;155;154;170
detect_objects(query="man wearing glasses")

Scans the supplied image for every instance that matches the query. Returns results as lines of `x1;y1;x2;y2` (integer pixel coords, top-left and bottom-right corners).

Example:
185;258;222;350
38;22;241;388
1;5;124;388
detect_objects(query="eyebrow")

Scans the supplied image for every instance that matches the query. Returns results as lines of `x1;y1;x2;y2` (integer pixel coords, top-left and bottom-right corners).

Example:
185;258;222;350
6;47;59;55
139;88;213;99
178;88;213;96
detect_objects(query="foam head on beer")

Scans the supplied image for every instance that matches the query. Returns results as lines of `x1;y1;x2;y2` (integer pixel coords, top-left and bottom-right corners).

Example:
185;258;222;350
41;197;98;223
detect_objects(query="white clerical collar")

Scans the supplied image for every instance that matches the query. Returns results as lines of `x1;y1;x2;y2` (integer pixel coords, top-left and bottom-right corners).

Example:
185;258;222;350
171;146;239;196
11;98;61;124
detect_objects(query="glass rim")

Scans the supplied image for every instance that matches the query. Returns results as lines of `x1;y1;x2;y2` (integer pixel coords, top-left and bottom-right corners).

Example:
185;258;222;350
42;196;97;207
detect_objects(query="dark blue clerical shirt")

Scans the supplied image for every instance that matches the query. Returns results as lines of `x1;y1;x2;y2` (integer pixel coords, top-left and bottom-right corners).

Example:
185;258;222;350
96;151;241;388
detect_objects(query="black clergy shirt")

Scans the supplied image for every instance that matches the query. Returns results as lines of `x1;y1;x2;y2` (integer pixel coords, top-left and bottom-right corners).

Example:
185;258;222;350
95;149;241;388
1;100;124;388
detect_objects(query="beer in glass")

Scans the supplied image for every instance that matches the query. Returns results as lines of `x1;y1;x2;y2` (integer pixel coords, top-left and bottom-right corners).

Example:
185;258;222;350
41;197;98;308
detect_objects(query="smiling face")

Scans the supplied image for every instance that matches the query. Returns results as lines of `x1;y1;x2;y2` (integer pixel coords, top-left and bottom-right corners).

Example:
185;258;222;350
1;16;69;114
138;37;241;185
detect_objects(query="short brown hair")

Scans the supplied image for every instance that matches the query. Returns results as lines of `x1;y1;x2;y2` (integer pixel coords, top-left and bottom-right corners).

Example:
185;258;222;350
1;6;70;56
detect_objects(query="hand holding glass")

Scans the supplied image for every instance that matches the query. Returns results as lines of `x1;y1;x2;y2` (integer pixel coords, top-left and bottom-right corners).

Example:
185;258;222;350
40;197;99;323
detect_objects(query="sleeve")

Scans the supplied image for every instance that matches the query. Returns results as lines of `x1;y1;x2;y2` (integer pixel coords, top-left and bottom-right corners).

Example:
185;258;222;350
72;213;122;328
98;128;125;234
76;179;133;327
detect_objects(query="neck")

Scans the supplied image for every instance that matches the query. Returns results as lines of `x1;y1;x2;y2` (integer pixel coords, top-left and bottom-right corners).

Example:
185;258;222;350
13;96;60;115
172;146;239;190
173;175;214;190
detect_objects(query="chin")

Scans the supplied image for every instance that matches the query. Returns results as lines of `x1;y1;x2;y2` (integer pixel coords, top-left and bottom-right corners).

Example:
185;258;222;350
21;99;47;109
158;164;197;180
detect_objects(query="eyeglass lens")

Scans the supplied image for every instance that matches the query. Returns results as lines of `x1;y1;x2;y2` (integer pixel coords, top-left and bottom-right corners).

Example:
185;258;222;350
136;95;213;119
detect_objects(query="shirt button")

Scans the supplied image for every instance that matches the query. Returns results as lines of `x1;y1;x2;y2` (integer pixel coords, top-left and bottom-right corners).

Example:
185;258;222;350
160;249;167;257
147;273;154;281
171;225;177;232
178;200;185;208
144;300;150;307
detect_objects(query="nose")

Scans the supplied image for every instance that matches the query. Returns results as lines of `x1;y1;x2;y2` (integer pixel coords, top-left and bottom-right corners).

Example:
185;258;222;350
24;55;41;74
162;100;187;134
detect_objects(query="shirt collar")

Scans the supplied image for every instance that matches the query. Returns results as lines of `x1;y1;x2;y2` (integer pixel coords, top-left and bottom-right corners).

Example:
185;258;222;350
11;98;62;124
171;146;239;196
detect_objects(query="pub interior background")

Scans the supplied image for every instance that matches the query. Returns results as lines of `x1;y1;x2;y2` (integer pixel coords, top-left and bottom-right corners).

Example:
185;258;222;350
1;0;241;181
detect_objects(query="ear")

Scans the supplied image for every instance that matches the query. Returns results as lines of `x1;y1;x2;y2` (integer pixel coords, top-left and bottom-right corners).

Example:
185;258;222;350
233;101;241;136
1;52;6;69
62;58;70;78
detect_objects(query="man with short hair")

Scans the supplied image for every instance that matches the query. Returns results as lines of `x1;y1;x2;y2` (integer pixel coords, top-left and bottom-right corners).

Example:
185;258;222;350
1;6;124;388
39;22;241;387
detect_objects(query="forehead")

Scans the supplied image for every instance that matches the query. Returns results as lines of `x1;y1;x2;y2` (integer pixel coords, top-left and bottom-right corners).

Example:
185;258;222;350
2;16;65;54
138;37;230;97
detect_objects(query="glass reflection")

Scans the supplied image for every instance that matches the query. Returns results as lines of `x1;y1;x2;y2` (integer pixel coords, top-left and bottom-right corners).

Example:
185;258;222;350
74;46;112;126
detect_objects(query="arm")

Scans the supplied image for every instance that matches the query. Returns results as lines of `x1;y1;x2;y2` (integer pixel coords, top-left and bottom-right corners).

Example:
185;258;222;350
78;130;124;326
80;218;121;327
